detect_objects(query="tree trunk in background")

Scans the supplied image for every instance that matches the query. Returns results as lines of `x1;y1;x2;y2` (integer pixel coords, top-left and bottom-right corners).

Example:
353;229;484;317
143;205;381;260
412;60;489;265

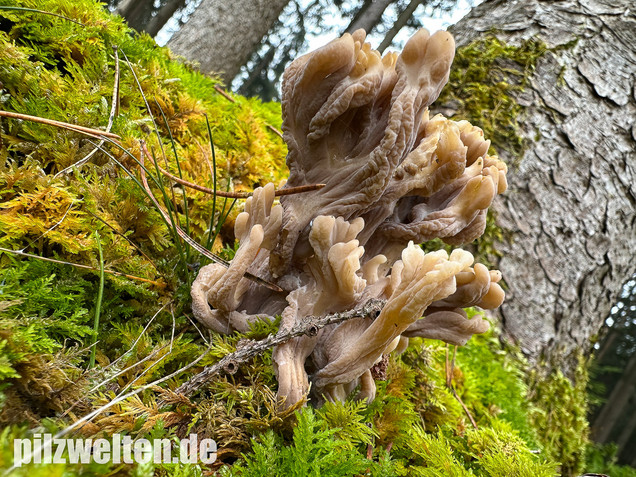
116;0;155;32
451;0;636;370
167;0;291;84
344;0;394;34
377;0;422;53
592;350;636;442
145;0;188;37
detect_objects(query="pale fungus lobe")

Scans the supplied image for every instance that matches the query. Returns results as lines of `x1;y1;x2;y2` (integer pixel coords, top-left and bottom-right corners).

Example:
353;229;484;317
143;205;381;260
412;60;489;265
191;28;507;408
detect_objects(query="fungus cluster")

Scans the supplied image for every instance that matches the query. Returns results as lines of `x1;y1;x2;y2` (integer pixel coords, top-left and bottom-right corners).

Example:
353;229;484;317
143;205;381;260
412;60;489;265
191;29;507;407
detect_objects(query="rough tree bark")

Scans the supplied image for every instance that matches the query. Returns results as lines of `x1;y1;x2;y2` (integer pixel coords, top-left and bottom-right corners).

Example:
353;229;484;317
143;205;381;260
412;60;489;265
167;0;291;84
451;0;636;369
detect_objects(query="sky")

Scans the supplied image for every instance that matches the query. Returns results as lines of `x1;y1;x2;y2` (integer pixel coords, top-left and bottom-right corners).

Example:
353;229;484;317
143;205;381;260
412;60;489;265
304;0;478;55
157;0;480;52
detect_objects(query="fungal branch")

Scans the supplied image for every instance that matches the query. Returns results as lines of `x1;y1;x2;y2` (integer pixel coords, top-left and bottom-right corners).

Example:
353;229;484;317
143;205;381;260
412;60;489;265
190;28;508;408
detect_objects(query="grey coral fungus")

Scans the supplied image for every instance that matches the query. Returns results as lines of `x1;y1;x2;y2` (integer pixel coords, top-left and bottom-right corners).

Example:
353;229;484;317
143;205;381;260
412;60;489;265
191;28;507;408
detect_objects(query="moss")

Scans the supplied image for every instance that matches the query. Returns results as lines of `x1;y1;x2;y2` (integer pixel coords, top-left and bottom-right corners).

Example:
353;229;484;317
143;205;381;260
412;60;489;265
527;356;590;476
437;34;548;163
435;35;549;265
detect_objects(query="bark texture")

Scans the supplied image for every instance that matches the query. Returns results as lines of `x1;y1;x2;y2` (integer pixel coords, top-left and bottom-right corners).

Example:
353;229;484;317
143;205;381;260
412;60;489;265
167;0;290;84
451;0;636;366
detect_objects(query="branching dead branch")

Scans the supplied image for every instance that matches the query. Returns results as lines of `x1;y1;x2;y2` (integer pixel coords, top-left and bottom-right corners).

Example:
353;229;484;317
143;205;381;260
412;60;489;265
174;298;386;397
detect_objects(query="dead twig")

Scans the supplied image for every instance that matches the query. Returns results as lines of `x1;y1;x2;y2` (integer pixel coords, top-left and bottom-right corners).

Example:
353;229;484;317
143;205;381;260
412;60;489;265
139;141;284;293
157;163;325;198
173;298;386;397
0;247;165;288
0;110;121;140
445;344;478;429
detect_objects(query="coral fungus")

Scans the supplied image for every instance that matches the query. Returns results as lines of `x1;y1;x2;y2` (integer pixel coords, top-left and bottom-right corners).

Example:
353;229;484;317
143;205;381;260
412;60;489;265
191;28;507;407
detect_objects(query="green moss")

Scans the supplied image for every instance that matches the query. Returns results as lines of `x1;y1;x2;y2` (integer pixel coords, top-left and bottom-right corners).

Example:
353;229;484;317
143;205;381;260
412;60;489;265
438;35;547;163
436;35;548;264
585;443;636;477
222;323;558;475
527;357;590;476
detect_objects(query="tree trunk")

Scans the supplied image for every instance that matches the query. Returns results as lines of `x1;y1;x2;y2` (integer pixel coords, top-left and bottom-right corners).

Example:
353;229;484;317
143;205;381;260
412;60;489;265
451;0;636;370
145;0;188;37
344;0;394;34
167;0;291;85
591;350;636;442
116;0;155;32
615;398;636;456
377;0;422;53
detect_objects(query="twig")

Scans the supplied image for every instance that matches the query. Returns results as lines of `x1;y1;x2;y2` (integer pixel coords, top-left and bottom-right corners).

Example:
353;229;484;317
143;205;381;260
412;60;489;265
87;303;172;393
213;84;235;103
445;344;478;429
138;141;284;293
88;231;105;369
2;341;216;476
0;110;121;140
0;247;165;288
0;6;86;26
116;311;178;396
267;124;284;140
157;164;325;198
174;298;386;397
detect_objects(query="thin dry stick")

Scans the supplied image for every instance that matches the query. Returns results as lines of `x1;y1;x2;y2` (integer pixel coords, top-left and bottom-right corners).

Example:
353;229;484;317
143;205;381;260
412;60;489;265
174;298;386;397
213;84;235;102
0;6;86;26
138;141;284;293
116;313;178;397
89;302;172;392
60;303;174;420
2;341;216;476
0;110;121;140
445;344;478;429
157;164;325;198
266;124;284;140
2;109;317;199
0;247;165;288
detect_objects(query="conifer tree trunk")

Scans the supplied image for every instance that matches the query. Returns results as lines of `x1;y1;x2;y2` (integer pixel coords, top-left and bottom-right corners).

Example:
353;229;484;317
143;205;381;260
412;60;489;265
451;0;636;370
344;0;394;34
592;350;636;443
167;0;291;84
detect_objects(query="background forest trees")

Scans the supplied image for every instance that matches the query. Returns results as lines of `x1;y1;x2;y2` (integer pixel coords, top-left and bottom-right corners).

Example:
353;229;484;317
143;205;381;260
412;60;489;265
109;0;460;98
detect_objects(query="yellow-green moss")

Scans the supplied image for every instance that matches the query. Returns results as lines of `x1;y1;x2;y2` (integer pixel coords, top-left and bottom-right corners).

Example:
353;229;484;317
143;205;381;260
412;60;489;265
435;35;548;265
528;356;590;476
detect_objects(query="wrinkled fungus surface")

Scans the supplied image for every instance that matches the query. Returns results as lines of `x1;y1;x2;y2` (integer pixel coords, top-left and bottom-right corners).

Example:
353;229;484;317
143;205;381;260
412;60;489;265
192;29;507;407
